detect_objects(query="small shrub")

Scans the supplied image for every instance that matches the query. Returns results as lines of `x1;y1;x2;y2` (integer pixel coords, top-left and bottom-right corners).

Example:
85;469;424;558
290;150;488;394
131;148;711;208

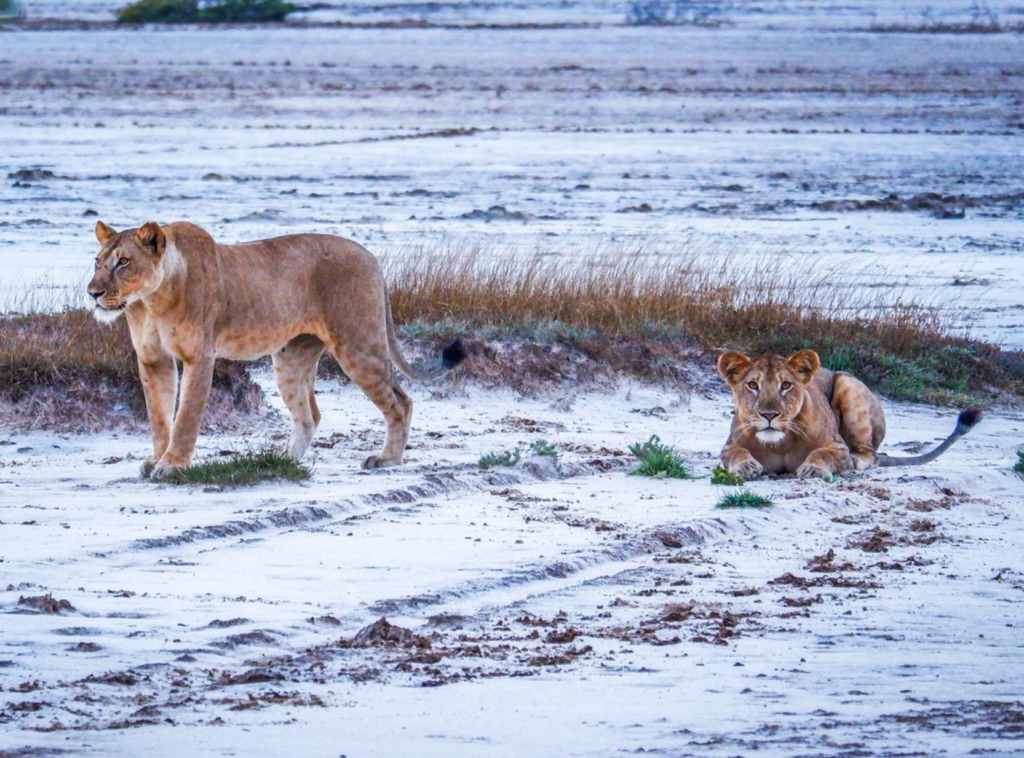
710;464;744;485
629;435;692;479
529;439;558;458
1015;451;1024;474
162;447;310;487
117;0;295;23
716;490;773;509
625;0;720;26
478;449;521;470
0;0;23;19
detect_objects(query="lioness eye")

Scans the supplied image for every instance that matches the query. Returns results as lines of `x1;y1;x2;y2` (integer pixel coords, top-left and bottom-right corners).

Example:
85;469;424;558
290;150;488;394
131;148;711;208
117;257;130;268
781;381;792;391
747;381;758;391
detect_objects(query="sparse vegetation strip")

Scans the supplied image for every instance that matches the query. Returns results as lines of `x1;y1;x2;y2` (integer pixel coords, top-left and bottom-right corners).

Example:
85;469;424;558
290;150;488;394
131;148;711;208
116;0;295;24
3;245;1022;433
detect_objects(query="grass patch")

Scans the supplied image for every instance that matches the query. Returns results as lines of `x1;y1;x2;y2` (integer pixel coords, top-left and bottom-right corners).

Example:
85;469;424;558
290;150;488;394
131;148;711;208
116;0;295;23
629;435;692;479
1015;451;1024;475
478;449;521;470
716;490;773;509
529;439;558;458
162;447;310;487
385;245;1024;405
710;465;745;485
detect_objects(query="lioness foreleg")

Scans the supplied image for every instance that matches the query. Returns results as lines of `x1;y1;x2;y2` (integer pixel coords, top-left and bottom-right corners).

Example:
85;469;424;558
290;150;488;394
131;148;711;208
137;353;178;479
150;355;215;479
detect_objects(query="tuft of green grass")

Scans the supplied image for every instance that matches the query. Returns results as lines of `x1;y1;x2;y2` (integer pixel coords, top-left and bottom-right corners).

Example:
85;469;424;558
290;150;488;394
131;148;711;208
162;447;310;487
116;0;295;24
629;435;692;479
529;439;558;458
710;464;745;486
478;448;521;470
716;490;773;509
1015;451;1024;474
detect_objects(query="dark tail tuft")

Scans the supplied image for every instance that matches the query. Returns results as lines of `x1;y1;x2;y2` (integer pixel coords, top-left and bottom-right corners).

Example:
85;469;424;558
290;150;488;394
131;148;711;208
441;338;466;369
956;407;983;434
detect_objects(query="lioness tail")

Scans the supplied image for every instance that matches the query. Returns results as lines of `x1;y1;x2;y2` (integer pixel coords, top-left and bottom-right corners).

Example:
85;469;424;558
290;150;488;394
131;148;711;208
384;290;427;382
877;408;983;467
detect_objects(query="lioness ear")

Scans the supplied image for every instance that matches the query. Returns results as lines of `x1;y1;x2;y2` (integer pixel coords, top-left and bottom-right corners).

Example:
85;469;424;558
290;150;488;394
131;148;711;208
718;351;753;385
786;350;821;384
135;222;166;257
95;221;116;245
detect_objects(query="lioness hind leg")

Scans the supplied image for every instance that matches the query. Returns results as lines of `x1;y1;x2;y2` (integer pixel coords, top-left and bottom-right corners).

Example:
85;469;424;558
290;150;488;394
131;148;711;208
832;373;886;471
329;345;412;470
273;335;326;461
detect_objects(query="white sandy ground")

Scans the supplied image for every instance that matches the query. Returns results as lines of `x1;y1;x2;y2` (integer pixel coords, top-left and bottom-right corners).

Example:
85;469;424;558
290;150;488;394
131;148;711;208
3;4;1024;755
1;368;1023;756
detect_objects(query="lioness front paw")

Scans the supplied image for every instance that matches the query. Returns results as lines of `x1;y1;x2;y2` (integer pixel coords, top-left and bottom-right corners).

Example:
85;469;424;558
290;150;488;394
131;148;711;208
730;458;763;480
361;455;400;470
850;453;877;471
796;461;833;481
149;455;190;480
140;458;158;479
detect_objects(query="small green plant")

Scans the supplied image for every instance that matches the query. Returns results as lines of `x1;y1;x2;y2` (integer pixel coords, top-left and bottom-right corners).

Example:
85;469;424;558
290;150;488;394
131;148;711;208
478;448;521;470
117;0;295;24
1015;451;1024;474
629;435;692;479
716;490;773;509
162;447;310;487
529;439;558;458
710;464;744;485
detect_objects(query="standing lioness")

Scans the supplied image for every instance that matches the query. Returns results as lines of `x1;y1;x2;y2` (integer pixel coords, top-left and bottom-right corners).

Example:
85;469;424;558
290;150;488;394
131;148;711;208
717;349;981;479
88;221;417;479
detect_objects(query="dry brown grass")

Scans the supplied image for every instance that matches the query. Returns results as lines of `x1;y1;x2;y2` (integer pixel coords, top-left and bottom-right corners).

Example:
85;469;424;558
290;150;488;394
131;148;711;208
384;244;1023;404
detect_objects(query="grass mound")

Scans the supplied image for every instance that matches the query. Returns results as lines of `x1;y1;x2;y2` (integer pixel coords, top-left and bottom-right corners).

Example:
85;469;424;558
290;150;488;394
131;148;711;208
716;490;773;509
629;435;692;479
162;448;310;487
1015;451;1024;475
0;310;263;432
386;247;1024;405
116;0;295;24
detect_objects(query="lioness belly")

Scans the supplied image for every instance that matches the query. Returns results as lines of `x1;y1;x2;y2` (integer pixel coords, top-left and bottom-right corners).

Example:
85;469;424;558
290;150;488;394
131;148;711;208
215;324;319;361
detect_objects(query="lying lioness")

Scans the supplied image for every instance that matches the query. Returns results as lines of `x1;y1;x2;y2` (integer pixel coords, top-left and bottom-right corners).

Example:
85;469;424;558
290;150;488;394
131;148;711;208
717;349;981;479
87;221;418;479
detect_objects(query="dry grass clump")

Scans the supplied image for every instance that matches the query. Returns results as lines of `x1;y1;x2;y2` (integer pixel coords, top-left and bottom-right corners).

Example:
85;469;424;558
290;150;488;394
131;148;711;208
385;245;1024;405
0;310;263;432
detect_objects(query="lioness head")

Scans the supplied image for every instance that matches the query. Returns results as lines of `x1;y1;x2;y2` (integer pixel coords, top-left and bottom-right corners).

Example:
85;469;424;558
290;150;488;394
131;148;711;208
87;221;166;323
717;350;821;445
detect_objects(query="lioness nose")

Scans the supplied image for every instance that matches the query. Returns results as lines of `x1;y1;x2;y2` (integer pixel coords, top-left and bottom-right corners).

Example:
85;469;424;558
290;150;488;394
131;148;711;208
760;411;779;422
88;289;104;301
